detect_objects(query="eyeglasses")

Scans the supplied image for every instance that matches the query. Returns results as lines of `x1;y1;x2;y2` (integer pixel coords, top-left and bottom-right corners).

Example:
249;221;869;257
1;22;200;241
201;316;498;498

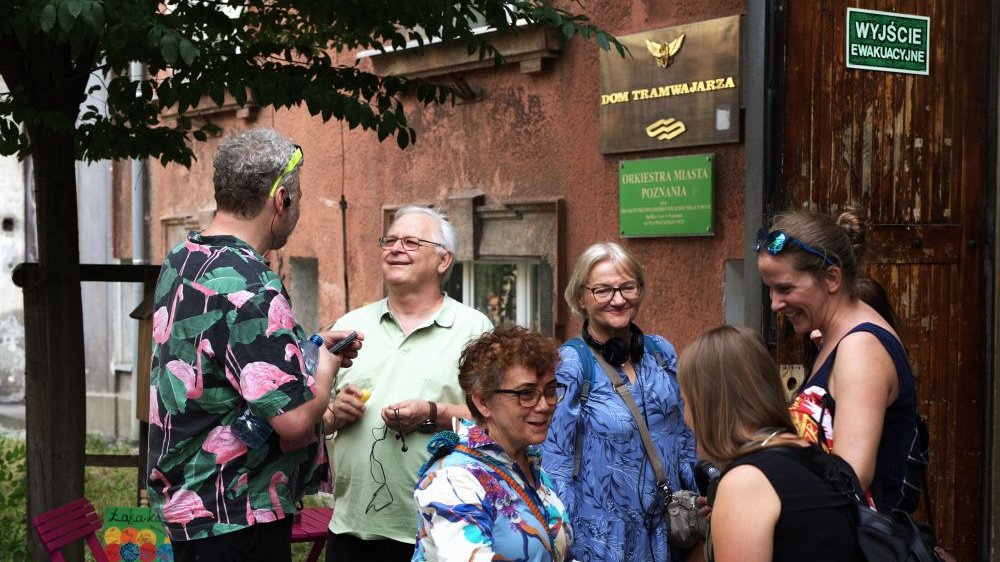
582;282;643;303
494;383;568;408
267;145;304;198
755;229;838;267
378;235;444;252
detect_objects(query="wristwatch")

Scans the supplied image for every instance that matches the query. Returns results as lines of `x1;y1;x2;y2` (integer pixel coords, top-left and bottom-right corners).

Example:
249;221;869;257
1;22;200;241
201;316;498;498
418;401;438;434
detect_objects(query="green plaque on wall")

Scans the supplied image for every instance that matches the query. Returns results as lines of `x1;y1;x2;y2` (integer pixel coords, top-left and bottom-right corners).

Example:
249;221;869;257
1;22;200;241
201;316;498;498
619;154;713;237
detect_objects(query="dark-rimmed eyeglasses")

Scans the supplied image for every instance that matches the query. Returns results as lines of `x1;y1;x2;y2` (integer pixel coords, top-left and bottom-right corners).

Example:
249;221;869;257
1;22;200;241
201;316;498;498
268;145;304;198
493;383;567;408
582;282;643;303
755;229;838;267
378;235;444;252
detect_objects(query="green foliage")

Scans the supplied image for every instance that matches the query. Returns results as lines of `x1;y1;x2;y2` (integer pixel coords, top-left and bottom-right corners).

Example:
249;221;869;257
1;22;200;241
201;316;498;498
0;434;148;562
0;436;28;562
83;437;140;562
83;435;140;513
0;0;622;165
0;435;139;561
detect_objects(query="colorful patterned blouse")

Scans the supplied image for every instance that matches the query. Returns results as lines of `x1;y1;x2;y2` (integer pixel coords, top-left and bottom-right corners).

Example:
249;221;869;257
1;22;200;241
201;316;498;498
412;421;571;562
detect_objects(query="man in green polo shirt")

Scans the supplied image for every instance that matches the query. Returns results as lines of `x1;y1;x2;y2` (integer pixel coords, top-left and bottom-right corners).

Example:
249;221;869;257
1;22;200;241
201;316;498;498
323;205;493;560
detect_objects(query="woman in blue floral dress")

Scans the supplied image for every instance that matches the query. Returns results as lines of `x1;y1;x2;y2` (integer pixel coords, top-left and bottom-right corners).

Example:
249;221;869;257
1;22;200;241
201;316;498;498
413;325;571;562
542;243;699;562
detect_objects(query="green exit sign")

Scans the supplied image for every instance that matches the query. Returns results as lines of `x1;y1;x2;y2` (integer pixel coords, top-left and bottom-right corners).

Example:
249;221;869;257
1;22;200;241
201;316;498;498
846;8;930;75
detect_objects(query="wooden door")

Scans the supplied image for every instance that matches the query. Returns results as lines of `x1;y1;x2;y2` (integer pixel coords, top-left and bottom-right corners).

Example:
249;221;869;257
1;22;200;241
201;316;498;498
774;2;988;559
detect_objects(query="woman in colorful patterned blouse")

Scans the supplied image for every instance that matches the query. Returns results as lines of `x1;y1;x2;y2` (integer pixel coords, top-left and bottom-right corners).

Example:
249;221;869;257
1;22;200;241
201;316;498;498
542;242;699;562
412;325;572;562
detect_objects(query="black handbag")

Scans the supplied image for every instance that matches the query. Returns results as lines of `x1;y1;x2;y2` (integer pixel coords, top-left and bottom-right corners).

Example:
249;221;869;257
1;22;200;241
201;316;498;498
854;505;938;562
829;453;938;562
772;447;939;562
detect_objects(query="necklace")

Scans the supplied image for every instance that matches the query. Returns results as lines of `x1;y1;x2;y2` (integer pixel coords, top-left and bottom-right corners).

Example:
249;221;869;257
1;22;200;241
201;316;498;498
760;428;784;447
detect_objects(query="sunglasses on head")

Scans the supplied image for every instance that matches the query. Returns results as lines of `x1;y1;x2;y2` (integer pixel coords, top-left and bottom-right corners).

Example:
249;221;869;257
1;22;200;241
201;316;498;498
268;145;304;199
755;229;838;266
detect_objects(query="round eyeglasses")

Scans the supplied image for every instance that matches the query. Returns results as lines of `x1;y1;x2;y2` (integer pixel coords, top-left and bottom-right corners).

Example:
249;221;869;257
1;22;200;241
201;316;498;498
582;282;643;303
493;383;568;408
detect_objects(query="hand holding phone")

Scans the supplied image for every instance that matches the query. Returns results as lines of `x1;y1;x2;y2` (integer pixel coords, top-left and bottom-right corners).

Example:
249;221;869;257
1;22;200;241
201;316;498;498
329;331;358;355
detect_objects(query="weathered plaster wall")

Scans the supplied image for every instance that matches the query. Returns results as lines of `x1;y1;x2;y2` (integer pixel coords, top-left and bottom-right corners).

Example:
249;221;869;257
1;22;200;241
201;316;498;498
146;0;747;351
0;148;25;401
0;74;26;402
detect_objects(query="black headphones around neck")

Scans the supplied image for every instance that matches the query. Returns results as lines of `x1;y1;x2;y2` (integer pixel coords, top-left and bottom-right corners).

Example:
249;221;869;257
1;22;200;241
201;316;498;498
582;320;644;367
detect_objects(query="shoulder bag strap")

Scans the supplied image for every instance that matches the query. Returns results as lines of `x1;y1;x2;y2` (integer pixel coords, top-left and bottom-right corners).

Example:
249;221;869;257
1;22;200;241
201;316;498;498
586;346;671;491
643;335;676;374
767;448;938;562
563;338;594;478
763;446;862;502
454;445;557;556
644;334;682;399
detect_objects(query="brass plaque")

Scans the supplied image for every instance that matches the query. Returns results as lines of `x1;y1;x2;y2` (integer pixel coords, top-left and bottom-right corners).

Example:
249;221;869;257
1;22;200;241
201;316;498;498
599;15;741;154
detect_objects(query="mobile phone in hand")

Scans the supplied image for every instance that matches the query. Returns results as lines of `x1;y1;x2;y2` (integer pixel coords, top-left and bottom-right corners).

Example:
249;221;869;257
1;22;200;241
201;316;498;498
329;331;358;355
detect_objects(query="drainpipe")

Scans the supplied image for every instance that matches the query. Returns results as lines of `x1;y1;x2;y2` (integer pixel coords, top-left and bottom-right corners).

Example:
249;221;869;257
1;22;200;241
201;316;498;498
129;61;146;439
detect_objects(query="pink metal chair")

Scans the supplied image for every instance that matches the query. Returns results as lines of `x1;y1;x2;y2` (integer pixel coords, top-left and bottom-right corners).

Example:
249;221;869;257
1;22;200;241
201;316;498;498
30;497;110;562
290;506;333;562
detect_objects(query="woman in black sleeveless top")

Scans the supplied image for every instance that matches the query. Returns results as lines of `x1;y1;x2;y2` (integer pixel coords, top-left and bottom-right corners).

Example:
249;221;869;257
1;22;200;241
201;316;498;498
756;210;918;513
678;326;860;562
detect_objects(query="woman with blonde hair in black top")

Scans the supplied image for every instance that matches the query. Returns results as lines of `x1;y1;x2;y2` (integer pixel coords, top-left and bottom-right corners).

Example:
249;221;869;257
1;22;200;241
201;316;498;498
678;325;861;562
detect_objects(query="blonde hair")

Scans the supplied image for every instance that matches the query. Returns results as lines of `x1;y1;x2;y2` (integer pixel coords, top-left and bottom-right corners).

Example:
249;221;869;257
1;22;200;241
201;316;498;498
677;325;795;467
564;242;645;319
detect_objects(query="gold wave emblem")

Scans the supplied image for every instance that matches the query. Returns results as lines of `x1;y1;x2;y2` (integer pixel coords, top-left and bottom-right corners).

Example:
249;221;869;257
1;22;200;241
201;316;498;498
645;34;685;68
646;118;687;141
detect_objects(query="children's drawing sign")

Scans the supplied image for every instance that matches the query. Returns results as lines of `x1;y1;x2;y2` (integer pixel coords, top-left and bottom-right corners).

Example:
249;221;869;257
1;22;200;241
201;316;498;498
101;507;172;562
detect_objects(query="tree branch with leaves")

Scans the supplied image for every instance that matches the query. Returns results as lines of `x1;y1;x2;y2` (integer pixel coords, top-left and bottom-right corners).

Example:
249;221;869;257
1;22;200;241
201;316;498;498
2;0;623;163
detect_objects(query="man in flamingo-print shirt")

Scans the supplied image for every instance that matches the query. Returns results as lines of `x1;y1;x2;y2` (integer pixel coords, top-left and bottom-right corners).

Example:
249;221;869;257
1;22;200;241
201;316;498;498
146;127;360;562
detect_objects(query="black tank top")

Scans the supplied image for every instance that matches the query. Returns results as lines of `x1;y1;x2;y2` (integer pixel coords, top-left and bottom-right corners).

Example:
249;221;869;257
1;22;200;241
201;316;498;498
725;445;862;562
802;322;918;511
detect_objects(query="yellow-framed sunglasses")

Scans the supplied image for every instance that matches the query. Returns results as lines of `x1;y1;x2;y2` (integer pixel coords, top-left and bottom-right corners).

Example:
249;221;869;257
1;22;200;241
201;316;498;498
267;145;304;198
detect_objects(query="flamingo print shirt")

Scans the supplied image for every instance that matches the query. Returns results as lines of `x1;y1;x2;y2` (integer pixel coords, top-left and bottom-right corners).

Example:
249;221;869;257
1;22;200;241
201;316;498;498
147;232;326;541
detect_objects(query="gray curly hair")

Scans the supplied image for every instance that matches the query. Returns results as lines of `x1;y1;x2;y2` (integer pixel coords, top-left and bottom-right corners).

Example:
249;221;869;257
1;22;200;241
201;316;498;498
213;127;302;218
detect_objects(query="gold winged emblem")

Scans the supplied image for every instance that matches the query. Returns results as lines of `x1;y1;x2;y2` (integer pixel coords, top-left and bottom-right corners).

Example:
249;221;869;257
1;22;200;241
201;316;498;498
645;34;685;68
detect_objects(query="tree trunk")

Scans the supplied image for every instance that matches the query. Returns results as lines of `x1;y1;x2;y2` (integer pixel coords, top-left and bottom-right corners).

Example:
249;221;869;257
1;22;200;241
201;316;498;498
0;28;96;562
23;123;86;562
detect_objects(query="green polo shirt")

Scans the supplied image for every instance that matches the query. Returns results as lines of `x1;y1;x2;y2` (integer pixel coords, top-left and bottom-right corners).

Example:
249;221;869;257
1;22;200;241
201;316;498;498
326;295;493;542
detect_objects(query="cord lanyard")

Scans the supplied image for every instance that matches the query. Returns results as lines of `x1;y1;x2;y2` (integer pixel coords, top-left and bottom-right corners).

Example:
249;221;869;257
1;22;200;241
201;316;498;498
456;445;558;557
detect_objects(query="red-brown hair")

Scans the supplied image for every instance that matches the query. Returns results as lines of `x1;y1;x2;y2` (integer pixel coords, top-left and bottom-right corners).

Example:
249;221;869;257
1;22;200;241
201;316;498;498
458;325;559;424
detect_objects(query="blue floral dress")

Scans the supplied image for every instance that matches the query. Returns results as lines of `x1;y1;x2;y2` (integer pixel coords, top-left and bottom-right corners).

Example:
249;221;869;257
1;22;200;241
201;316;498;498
541;335;697;562
412;420;571;562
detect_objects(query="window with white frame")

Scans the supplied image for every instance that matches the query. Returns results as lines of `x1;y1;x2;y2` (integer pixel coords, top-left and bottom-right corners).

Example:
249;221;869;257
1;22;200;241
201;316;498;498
444;259;540;331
